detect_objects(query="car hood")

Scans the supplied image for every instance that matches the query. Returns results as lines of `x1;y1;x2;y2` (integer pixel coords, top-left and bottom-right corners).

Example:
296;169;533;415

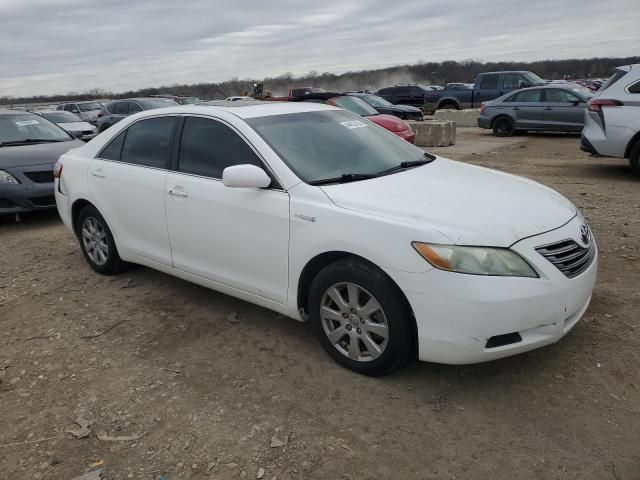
58;121;96;131
367;114;410;132
321;158;576;247
0;140;85;168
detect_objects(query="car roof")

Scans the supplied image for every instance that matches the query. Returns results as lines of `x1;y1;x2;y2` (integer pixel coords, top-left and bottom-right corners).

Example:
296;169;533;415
139;101;340;119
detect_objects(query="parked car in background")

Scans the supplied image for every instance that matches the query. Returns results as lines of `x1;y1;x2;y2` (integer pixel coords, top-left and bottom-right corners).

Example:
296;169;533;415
445;83;474;90
268;87;326;101
226;96;254;102
478;85;592;136
376;84;440;109
56;101;104;125
291;92;415;143
345;92;423;120
55;101;597;374
581;64;640;175
423;71;546;111
35;110;97;141
97;98;178;132
149;94;201;105
0;110;84;215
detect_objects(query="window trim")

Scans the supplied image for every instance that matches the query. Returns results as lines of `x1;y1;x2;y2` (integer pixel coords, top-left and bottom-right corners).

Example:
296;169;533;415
95;114;180;171
171;114;284;191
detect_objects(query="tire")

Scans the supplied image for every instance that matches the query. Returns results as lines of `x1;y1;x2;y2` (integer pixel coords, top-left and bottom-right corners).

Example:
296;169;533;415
76;205;126;275
493;116;515;137
629;141;640;176
438;102;458;110
308;258;414;376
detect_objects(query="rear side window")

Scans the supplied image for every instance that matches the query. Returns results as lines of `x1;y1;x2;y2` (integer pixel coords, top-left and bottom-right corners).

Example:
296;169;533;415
545;89;582;103
479;75;499;89
178;117;263;179
507;89;542;102
600;69;627;92
114;102;129;115
627;80;640;94
129;102;143;113
378;87;393;96
105;103;116;114
120;117;177;168
99;131;126;160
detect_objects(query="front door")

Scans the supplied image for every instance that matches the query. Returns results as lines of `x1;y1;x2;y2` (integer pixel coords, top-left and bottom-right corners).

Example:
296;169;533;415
542;89;587;132
165;116;290;304
88;116;177;265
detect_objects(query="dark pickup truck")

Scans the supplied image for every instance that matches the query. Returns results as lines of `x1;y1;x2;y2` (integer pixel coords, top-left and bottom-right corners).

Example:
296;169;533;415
423;71;546;112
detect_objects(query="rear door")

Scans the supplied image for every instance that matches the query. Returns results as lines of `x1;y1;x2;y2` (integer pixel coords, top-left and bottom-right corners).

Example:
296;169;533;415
543;88;586;132
164;115;290;303
502;89;543;130
88;116;178;265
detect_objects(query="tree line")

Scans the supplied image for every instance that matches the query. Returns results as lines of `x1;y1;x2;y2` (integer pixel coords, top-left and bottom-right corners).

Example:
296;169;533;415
2;56;638;106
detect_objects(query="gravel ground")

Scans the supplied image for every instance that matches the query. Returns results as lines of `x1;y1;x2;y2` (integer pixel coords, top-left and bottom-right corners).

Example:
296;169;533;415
0;128;638;480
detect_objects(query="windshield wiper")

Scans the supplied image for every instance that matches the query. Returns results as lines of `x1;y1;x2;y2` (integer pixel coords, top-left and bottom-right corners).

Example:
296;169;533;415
308;173;379;186
376;153;436;176
0;138;66;147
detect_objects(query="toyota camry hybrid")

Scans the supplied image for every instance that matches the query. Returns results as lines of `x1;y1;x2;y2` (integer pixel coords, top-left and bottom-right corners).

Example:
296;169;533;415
55;102;597;375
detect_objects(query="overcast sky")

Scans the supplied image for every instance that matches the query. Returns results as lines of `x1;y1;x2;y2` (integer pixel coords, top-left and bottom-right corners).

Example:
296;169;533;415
1;0;638;97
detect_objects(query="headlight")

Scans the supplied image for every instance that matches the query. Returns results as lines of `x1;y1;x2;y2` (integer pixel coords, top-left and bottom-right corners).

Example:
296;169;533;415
0;170;19;184
412;242;538;277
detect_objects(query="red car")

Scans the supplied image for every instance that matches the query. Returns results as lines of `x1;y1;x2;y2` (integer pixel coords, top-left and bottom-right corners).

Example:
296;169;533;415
291;93;416;143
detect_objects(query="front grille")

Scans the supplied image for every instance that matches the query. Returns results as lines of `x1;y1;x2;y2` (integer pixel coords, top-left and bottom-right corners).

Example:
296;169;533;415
24;170;54;183
29;196;56;207
535;239;596;278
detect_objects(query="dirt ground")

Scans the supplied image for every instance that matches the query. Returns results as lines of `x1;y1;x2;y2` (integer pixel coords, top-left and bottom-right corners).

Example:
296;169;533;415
1;128;638;480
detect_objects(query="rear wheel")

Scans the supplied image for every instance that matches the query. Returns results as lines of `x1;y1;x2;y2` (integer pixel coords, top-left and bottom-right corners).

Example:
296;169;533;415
76;205;126;275
629;141;640;176
493;116;515;137
438;101;458;110
308;258;414;376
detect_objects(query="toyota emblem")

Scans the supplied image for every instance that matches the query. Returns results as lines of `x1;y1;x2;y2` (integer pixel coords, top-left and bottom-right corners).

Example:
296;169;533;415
579;224;590;246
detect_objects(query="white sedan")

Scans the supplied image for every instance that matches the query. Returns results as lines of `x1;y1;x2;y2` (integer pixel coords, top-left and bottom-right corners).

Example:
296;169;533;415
55;102;597;375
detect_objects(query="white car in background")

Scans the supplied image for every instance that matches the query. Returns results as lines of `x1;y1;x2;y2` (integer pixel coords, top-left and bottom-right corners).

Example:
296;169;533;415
55;102;597;375
35;110;97;141
581;63;640;174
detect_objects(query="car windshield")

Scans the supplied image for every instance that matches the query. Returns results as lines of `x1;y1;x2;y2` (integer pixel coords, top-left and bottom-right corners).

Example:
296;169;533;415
0;113;71;144
40;111;82;123
332;96;379;116
78;102;103;111
247;110;429;184
138;99;179;109
523;72;546;86
359;94;392;107
180;97;200;104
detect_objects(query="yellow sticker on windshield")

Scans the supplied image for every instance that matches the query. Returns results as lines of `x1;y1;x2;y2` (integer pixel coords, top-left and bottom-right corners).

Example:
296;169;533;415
340;120;368;130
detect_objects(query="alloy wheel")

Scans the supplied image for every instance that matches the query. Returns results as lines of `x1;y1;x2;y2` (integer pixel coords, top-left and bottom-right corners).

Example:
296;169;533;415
81;217;109;266
320;282;389;362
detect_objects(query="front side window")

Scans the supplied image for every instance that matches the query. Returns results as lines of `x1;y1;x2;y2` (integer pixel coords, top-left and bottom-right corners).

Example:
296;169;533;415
545;89;582;103
119;117;177;168
479;75;499;89
247;110;428;184
506;89;542;103
502;74;525;89
178;116;263;179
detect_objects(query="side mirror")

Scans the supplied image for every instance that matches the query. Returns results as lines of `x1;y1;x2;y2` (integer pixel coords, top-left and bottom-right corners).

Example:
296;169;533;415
222;164;271;189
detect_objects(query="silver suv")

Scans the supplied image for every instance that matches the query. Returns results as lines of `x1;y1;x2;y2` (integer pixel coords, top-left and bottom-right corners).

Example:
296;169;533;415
581;64;640;174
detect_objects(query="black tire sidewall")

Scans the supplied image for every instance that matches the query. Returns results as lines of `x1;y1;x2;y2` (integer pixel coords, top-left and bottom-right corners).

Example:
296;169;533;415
308;258;413;375
76;205;123;275
630;142;640;176
493;117;514;137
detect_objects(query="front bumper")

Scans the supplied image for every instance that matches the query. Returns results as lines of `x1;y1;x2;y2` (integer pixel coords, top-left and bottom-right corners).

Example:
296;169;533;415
0;164;56;214
387;216;598;364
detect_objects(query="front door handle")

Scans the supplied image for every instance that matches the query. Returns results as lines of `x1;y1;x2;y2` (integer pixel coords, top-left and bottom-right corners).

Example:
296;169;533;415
512;107;520;111
91;169;106;178
544;107;553;111
168;188;188;198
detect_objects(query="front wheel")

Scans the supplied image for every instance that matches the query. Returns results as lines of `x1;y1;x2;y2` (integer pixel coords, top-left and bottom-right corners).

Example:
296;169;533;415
308;258;414;375
493;116;515;137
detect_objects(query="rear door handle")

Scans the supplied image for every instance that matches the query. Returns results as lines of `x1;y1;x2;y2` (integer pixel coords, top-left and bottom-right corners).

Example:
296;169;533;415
91;169;106;178
544;107;553;111
168;188;188;198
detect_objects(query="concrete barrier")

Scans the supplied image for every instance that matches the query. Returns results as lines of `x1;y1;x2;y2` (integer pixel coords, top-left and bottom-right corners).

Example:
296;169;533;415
433;108;480;128
407;120;456;147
